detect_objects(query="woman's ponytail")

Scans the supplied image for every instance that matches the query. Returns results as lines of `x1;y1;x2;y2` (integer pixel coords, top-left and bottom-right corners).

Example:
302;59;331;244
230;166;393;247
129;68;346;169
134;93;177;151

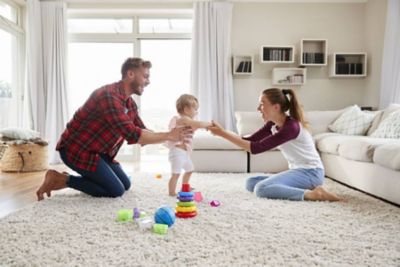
263;88;308;128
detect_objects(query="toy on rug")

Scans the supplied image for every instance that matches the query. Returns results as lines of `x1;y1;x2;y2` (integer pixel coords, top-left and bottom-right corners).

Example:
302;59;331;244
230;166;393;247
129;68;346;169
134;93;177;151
133;207;140;219
117;205;174;234
193;191;220;208
153;223;168;235
210;200;220;207
132;207;154;229
137;216;154;230
154;205;176;227
193;191;203;202
155;173;162;179
116;209;134;222
175;183;197;218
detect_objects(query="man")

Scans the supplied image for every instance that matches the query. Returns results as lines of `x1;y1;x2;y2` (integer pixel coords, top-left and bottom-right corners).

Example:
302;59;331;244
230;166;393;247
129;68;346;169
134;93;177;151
36;57;191;200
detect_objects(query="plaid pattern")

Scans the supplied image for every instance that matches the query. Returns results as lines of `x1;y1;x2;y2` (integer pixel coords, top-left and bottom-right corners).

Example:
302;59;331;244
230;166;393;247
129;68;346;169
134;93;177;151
57;81;145;171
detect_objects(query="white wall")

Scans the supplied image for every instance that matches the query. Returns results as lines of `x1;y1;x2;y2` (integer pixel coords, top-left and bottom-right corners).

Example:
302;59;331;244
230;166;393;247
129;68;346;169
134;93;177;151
365;0;387;108
231;1;387;111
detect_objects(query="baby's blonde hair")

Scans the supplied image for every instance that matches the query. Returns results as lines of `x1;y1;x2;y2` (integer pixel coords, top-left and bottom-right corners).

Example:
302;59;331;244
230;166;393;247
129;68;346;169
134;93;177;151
176;94;198;114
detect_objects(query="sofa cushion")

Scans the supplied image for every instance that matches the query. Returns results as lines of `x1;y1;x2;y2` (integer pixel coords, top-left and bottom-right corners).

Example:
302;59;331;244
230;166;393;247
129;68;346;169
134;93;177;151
305;109;345;135
235;111;264;136
338;137;394;162
192;131;241;150
370;110;400;139
380;103;400;123
316;134;360;155
373;143;400;171
328;105;376;135
366;110;384;136
313;132;342;144
316;135;355;155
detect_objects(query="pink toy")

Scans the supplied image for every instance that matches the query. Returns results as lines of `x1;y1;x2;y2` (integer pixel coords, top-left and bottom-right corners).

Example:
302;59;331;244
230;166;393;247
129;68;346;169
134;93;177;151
209;200;220;207
194;192;203;202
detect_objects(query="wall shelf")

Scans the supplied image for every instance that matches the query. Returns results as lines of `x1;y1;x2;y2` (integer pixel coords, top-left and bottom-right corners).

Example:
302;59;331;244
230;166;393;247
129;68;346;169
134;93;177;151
232;55;253;75
300;39;327;66
329;52;367;77
260;45;295;64
272;68;306;86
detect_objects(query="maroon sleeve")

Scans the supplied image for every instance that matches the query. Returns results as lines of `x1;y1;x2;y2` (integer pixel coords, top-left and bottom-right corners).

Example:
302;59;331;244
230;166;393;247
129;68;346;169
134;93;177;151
250;119;300;154
242;121;274;141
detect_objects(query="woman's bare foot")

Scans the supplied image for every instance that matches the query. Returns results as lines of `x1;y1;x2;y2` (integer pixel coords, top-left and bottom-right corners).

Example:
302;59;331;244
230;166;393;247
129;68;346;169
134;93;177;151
304;186;343;202
36;169;68;201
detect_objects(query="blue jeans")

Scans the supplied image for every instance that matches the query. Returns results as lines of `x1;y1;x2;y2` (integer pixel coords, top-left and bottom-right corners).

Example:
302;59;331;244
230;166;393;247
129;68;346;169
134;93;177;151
60;149;131;198
246;168;324;201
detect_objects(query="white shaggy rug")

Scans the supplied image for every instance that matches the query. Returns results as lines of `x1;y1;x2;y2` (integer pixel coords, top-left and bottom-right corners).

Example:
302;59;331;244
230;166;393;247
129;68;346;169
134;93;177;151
1;172;400;266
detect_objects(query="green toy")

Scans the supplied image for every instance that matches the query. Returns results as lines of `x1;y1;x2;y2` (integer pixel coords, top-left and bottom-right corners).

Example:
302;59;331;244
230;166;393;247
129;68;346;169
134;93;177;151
117;209;133;222
153;223;168;235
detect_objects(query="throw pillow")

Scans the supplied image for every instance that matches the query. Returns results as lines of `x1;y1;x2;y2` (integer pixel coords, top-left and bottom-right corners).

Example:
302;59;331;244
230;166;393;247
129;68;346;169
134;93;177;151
328;105;376;135
370;110;400;139
0;128;40;140
366;110;383;136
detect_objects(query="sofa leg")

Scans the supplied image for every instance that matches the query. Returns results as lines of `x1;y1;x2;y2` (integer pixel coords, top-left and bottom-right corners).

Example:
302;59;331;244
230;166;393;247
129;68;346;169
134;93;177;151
247;152;250;173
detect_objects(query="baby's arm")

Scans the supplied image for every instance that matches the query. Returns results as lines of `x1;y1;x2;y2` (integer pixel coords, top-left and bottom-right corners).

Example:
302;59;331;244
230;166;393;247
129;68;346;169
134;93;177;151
177;116;212;130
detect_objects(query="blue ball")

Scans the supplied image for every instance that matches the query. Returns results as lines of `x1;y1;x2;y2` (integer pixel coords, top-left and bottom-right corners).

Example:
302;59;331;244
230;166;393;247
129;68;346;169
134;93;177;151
154;205;176;227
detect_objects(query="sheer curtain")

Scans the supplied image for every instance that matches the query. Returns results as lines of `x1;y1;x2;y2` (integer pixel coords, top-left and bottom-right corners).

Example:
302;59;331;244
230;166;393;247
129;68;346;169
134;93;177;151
379;0;400;108
191;1;236;131
26;0;69;164
26;0;45;135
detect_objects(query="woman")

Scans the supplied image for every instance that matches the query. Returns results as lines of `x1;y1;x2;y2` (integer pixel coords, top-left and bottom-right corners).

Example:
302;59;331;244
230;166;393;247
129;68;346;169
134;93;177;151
208;88;341;201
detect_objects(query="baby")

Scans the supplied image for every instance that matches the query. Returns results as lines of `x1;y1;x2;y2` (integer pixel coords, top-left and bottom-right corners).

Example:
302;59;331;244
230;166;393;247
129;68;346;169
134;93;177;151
165;94;212;196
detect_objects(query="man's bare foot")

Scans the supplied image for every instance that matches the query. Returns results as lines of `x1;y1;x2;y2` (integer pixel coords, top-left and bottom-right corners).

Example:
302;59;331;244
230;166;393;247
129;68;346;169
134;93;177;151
304;186;343;202
36;169;68;201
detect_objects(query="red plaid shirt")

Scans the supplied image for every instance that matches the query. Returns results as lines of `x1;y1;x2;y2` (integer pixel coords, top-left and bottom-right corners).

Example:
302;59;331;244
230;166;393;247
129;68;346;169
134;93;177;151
56;81;145;171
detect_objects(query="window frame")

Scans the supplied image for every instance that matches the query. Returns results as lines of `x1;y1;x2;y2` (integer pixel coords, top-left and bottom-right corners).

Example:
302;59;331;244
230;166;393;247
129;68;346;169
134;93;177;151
66;7;192;161
0;0;25;127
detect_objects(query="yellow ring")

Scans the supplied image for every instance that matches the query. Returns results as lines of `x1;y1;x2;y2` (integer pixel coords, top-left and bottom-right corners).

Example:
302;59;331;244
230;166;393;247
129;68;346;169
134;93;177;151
175;206;197;213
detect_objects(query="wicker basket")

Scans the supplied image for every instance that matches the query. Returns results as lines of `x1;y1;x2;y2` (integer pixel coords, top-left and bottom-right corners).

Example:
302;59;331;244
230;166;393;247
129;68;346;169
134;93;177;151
0;144;7;160
0;143;48;172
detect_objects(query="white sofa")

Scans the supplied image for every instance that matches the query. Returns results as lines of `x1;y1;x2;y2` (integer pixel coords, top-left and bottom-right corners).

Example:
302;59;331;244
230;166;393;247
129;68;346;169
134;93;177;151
192;104;400;205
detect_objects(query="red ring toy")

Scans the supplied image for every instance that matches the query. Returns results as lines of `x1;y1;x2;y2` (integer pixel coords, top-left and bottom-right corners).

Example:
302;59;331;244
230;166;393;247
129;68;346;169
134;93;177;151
176;211;197;218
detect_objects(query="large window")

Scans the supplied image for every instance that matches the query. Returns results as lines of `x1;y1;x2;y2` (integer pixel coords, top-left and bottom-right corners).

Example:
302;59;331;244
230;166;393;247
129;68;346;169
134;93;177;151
68;43;134;114
0;0;23;129
140;39;191;156
67;11;192;161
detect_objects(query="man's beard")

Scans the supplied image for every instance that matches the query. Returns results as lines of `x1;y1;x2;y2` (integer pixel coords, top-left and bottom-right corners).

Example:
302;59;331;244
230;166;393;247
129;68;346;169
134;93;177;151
130;80;142;95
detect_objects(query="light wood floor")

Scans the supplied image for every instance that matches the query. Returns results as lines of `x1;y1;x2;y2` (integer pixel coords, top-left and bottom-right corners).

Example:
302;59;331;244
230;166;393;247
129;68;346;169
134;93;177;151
0;156;170;218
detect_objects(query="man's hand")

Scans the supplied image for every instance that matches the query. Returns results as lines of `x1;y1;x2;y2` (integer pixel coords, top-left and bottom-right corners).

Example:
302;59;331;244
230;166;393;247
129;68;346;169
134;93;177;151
208;120;226;137
168;126;193;142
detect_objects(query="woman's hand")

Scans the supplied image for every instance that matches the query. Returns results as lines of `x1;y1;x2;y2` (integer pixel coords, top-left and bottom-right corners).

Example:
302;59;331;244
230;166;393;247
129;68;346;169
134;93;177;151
208;120;226;137
168;126;193;142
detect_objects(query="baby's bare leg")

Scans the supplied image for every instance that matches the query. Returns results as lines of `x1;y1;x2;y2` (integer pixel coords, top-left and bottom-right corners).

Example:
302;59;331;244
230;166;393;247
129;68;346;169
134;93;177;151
168;174;180;196
182;172;192;186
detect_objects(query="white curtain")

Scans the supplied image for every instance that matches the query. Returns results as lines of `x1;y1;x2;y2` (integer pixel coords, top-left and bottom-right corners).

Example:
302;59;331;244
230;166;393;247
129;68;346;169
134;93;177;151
26;0;46;135
26;0;69;164
191;1;236;131
379;0;400;108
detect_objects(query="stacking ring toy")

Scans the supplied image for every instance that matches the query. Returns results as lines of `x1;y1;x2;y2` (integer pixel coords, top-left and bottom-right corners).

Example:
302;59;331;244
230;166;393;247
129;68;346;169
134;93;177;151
176;201;195;207
178;191;194;198
178;196;193;202
176;211;197;218
175;206;197;213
